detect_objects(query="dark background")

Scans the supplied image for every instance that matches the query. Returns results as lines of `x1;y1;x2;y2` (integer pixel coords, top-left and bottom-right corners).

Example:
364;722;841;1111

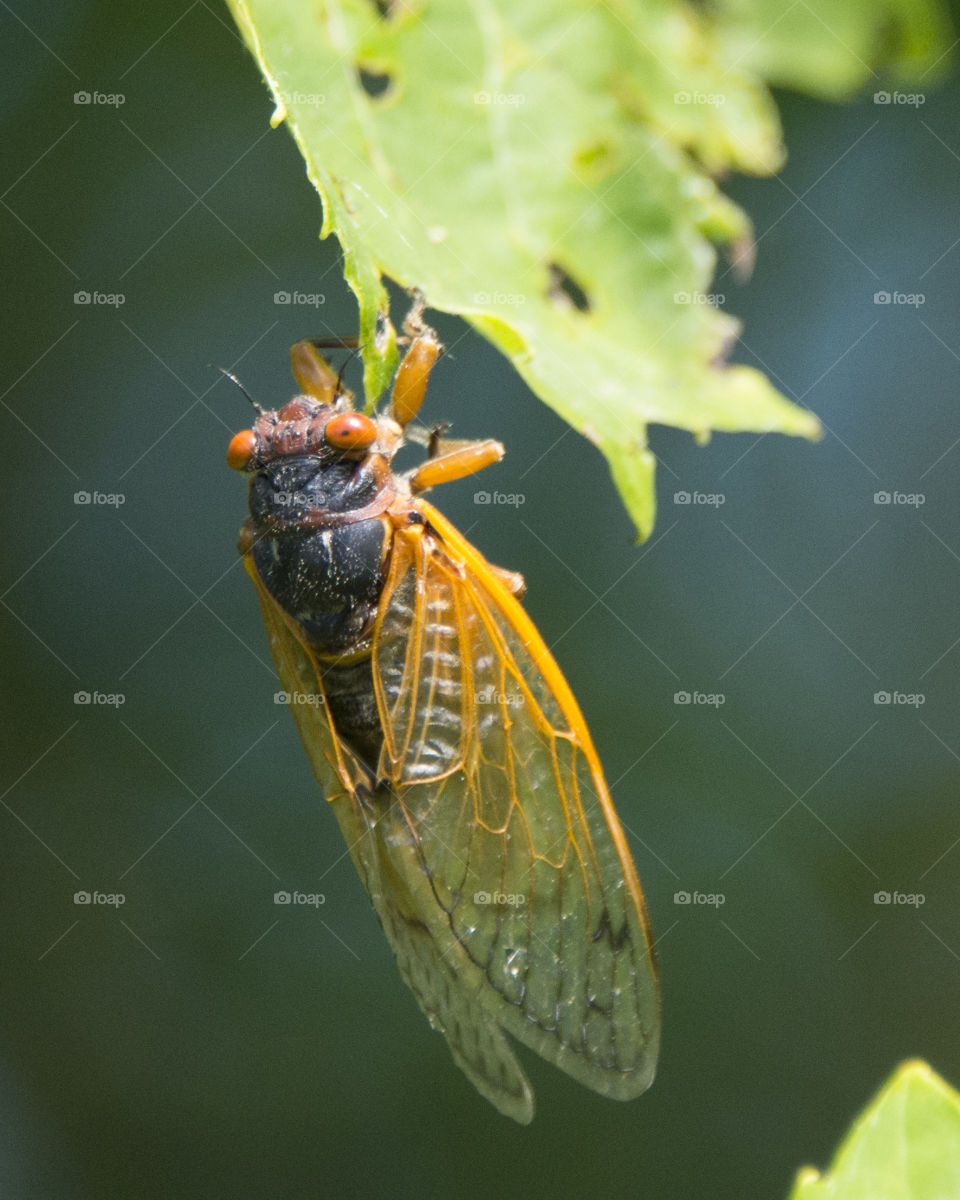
2;2;959;1197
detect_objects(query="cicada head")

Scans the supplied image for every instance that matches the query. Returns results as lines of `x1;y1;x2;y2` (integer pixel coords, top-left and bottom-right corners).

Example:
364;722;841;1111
226;375;407;530
226;348;410;656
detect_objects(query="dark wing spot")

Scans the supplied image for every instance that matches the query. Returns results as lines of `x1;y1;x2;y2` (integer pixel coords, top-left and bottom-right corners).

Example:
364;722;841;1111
591;905;631;952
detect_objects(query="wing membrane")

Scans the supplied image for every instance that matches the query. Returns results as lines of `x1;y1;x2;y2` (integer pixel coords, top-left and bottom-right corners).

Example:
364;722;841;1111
248;557;536;1122
246;498;659;1120
371;503;660;1102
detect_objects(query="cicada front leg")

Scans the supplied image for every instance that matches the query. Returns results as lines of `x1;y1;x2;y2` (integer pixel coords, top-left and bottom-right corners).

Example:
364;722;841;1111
392;297;523;595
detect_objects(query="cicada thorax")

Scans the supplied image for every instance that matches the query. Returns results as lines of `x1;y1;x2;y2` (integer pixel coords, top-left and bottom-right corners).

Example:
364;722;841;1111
230;393;406;777
248;456;392;650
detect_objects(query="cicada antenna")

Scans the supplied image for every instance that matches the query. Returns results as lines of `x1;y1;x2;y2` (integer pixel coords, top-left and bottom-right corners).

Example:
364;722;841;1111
214;365;262;415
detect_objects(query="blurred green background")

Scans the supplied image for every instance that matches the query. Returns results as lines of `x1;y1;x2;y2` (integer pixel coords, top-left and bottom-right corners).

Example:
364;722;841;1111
2;2;959;1196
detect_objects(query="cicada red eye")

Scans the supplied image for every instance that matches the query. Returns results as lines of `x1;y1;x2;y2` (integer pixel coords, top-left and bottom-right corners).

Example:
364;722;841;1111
324;411;377;453
226;429;257;471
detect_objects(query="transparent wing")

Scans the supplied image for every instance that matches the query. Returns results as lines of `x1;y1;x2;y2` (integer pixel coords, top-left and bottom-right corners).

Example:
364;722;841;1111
247;557;536;1122
370;502;660;1103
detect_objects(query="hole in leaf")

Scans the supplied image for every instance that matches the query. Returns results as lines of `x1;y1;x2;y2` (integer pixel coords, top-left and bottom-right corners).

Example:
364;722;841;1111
371;0;397;16
357;67;393;99
547;262;591;313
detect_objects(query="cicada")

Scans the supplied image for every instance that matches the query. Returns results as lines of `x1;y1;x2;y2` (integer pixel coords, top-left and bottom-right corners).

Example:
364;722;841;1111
227;301;660;1122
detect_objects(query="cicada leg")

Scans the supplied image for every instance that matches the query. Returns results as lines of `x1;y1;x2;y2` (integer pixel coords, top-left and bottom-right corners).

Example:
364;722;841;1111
392;327;441;428
408;444;525;596
409;440;504;492
395;292;524;597
290;339;356;404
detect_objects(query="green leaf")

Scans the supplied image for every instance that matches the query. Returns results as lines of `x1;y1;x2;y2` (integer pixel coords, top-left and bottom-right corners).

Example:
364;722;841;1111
714;0;952;101
789;1060;960;1200
225;0;943;538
